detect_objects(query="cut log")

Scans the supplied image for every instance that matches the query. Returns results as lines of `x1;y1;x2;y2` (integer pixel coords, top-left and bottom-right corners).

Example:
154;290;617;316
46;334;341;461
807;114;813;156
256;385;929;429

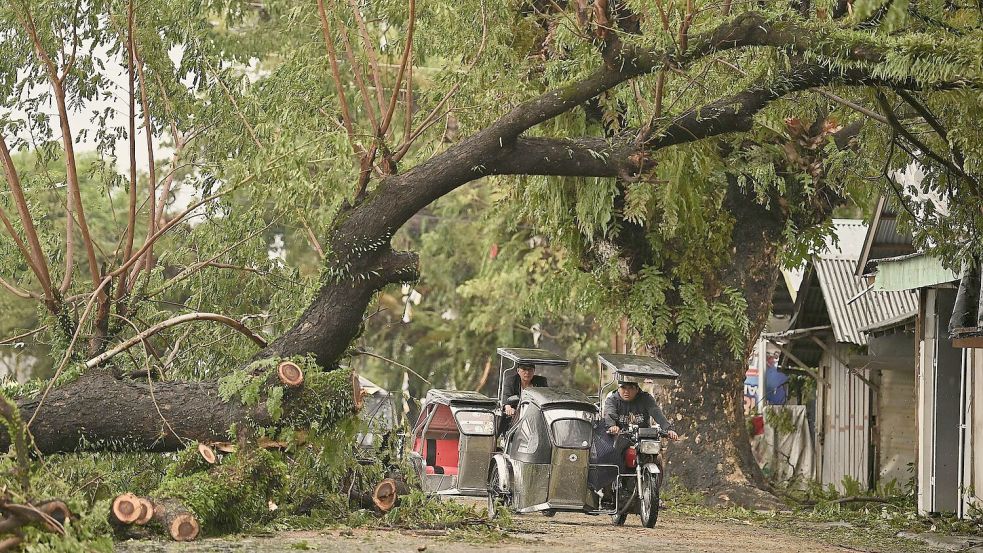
152;499;200;542
134;498;154;525
147;448;284;537
277;361;304;387
111;493;142;525
197;443;217;464
212;442;236;453
4;366;360;455
372;479;399;512
0;498;72;538
36;500;72;527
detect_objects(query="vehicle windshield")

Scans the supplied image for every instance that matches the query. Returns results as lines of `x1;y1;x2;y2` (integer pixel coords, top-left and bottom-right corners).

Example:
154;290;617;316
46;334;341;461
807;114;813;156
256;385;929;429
544;408;593;449
454;410;495;436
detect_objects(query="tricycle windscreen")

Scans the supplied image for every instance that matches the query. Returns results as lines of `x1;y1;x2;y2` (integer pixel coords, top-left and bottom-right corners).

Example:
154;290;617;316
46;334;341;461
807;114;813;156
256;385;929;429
550;418;592;448
454;410;495;436
544;409;594;449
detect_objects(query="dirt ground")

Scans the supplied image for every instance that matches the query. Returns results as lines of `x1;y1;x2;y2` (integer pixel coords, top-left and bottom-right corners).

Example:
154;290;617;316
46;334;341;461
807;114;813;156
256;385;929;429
116;509;905;553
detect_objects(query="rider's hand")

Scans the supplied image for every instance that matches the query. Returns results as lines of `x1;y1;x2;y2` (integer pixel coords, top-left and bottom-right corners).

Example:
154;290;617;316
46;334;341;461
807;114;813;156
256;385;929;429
607;425;620;435
504;405;515;417
667;430;679;441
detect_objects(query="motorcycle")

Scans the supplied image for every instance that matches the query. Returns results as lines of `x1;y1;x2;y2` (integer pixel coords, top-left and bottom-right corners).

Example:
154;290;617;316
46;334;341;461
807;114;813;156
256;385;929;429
609;424;668;528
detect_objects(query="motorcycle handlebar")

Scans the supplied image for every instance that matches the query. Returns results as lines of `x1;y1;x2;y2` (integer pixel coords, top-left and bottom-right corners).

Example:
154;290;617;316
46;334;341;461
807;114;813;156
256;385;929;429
617;424;670;440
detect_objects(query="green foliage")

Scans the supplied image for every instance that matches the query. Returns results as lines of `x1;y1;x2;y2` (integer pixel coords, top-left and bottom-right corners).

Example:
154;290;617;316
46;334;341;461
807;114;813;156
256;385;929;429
381;489;488;529
155;448;287;534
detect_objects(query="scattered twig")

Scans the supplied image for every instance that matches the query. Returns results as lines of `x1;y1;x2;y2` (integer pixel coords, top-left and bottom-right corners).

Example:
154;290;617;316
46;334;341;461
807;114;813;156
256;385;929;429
0;326;49;346
354;349;431;385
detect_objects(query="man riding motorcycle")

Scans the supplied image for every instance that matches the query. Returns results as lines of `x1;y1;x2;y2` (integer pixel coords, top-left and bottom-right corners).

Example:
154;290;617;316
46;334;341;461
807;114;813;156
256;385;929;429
604;381;679;441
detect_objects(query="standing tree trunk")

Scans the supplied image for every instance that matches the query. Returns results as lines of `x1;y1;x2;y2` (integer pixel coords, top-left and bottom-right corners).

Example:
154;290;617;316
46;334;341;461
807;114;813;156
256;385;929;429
659;182;788;507
655;117;848;504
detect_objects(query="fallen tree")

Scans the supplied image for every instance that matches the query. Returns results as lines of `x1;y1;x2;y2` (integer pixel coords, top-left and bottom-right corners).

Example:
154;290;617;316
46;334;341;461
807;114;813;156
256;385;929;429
1;0;982;520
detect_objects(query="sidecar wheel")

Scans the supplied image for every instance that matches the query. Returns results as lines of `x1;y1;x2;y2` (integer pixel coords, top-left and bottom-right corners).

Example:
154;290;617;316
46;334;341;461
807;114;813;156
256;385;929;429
611;510;628;526
487;464;510;520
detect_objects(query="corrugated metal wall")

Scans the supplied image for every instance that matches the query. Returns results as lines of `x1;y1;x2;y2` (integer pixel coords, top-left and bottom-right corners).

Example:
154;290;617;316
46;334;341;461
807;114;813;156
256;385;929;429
820;343;871;491
879;368;917;486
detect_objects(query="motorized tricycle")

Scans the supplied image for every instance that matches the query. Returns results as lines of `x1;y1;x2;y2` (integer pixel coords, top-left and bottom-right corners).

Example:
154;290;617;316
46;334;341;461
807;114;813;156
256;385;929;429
408;389;497;496
408;348;573;496
487;351;679;527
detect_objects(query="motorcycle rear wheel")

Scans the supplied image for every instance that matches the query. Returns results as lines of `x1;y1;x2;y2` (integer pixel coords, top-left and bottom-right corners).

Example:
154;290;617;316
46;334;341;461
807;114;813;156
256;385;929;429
611;484;634;526
639;471;660;528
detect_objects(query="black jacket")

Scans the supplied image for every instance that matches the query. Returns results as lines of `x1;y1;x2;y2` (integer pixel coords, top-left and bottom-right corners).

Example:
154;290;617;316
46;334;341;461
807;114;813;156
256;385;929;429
502;373;547;405
603;390;671;430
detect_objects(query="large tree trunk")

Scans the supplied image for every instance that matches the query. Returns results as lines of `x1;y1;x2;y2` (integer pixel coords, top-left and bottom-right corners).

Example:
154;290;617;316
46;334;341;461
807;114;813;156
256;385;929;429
657;120;847;503
660;182;786;507
16;370;259;453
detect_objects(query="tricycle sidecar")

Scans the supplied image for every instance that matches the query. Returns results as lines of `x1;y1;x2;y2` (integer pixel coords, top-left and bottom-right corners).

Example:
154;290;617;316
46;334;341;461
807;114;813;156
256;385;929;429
488;386;609;515
409;389;497;496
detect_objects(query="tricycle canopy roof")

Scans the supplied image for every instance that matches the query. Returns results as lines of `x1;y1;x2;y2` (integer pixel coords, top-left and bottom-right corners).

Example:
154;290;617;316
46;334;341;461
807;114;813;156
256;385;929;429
520;387;597;411
424;389;497;408
496;347;569;366
598;353;679;382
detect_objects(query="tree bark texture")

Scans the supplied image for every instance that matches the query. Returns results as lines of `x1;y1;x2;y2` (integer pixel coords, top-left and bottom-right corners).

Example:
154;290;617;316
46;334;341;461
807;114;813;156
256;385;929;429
657;140;842;504
16;371;259;453
660;183;787;506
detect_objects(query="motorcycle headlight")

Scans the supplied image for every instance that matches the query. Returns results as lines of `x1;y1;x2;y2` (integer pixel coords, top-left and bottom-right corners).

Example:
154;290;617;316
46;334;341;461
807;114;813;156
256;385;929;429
638;440;661;455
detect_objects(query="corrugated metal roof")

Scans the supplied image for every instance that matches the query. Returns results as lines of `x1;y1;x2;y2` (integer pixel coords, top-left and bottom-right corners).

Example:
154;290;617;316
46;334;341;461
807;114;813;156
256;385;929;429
873;217;912;246
855;198;916;277
815;258;918;345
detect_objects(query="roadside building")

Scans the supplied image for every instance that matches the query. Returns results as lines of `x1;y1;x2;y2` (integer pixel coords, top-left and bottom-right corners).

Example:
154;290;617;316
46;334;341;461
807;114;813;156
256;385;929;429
772;219;919;492
860;199;982;517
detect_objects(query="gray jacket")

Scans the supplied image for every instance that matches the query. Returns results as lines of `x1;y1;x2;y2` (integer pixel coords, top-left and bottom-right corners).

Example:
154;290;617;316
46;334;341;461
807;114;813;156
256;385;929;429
603;390;671;430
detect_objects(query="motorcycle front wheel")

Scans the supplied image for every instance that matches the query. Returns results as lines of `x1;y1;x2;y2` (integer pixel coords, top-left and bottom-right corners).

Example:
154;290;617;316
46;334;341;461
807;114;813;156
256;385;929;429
639;471;660;528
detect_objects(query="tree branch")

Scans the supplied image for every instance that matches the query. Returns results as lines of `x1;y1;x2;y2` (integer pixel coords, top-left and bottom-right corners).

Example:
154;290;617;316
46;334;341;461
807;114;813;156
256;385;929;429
0;134;55;300
18;4;102;290
894;88;982;198
317;0;360;150
875;90;983;198
134;41;157;276
379;0;415;140
85;313;268;369
119;0;139;302
348;6;978;249
0;326;48;346
0;276;37;300
344;0;387;121
392;2;488;163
